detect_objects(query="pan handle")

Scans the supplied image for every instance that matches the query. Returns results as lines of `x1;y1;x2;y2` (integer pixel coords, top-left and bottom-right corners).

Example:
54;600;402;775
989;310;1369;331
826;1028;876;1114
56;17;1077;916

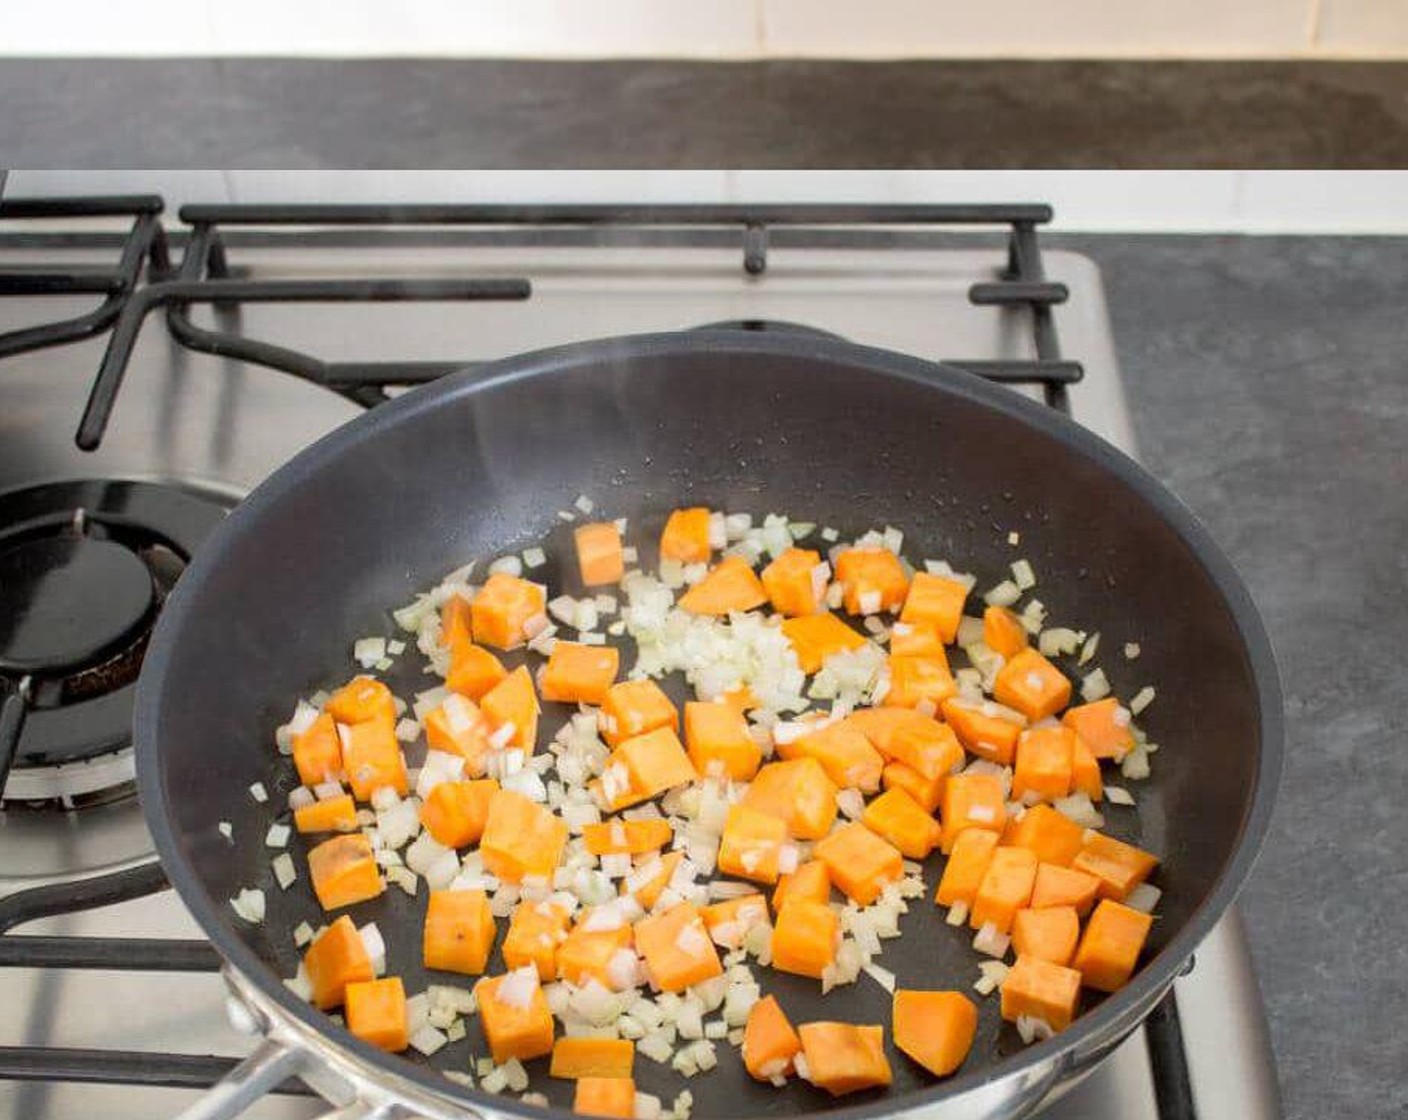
171;1038;312;1120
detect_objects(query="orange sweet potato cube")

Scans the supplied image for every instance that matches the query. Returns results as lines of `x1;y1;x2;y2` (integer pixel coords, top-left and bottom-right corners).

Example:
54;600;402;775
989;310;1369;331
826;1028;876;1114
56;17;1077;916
423;888;496;975
773;859;831;913
684;701;762;781
742;758;838;840
634;903;722;992
574;1076;636;1118
340;718;407;802
883;654;958;713
293;712;342;786
1062;698;1135;760
718;804;789;884
446;642;509;701
863;787;942;859
679;555;768;616
602;726;697;810
781;718;883;793
542;641;620;706
503;899;571;980
900;572;968;643
476;969;555;1063
939;772;1007;853
882;762;945;814
797;1022;892;1097
304;915;373;1009
1072;899;1154;992
1012;906;1080;967
983;605;1029;659
814;822;903;905
620;851;682;911
993;648;1072;722
1005;803;1085;867
308;833;383;911
471;572;546;651
1030;862;1101;916
419;778;498;848
771;899;839;979
424;694;493;774
551;1037;635;1080
1013;726;1076;802
701;894;771;950
660;507;712;564
480;789;568;883
583;818;673;857
345;976;408;1052
1071;834;1159;902
480;665;540;753
557;920;633;989
440;594;475;650
882;716;964;783
934;826;999;908
835;548;909;616
888;622;947;658
295;793;359;835
1000;955;1081;1032
325;676;396;726
599;679;678;747
1071;736;1104;802
971;846;1038;934
892;989;978;1078
761;548;826;617
780;613;867;675
940;697;1023;766
743;995;802;1080
575;521;626;587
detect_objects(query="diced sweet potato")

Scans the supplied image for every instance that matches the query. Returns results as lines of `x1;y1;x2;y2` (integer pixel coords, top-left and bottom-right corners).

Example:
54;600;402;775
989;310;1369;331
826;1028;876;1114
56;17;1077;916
771;899;839;979
293;713;342;786
701;894;770;950
1062;697;1135;760
780;613;867;674
599;679;678;747
780;718;883;793
575;521;626;587
684;700;762;781
480;665;540;753
934;826;999;908
883;654;958;712
761;548;826;618
742;757;838;840
1013;726;1076;803
971;846;1038;934
882;761;945;813
983;605;1029;659
797;1022;892;1097
542;641;620;705
476;968;555;1063
600;726;698;810
620;851;682;911
557;920;633;989
583;818;673;857
440;594;475;650
295;793;358;835
503;899;571;980
1004;803;1085;867
325;676;396;726
862;787;942;859
633;903;722;992
423;888;496;975
940;697;1024;766
939;772;1007;853
773;859;831;913
743;995;802;1080
882;716;964;783
419;778;498;848
993;648;1072;722
424;695;493;775
471;572;546;651
1011;906;1080;966
1071;735;1104;802
718;804;789;884
574;1076;636;1118
345;976;408;1052
679;555;768;616
900;572;968;643
551;1037;635;1080
1072;899;1154;992
1030;862;1101;916
1070;833;1159;902
480;788;568;883
341;718;408;802
308;833;383;911
892;989;977;1078
888;622;947;658
660;507;712;564
835;548;909;616
303;915;373;1009
446;642;508;701
1001;955;1081;1032
814;822;903;905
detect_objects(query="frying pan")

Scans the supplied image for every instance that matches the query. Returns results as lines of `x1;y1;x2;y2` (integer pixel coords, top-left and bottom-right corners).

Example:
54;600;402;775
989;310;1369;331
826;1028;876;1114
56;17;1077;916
135;331;1281;1120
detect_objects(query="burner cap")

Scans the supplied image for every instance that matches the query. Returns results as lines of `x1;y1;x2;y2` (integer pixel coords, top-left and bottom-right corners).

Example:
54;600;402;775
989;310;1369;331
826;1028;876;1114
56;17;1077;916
0;536;156;676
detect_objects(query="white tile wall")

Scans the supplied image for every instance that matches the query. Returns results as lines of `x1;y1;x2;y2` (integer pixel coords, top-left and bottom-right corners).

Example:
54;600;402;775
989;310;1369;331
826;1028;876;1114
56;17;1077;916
9;171;1408;234
2;0;1406;56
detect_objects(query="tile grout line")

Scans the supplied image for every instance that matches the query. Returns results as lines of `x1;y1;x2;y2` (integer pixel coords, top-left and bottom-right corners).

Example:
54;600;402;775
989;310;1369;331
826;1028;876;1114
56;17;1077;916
1306;0;1325;51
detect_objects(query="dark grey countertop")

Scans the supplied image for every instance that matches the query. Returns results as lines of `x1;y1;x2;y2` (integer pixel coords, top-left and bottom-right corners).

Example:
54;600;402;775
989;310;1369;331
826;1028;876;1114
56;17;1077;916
1057;234;1407;1120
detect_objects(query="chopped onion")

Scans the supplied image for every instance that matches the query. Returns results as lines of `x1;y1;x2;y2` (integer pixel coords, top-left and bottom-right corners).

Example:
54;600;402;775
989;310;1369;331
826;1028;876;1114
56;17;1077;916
575;494;596;515
1104;785;1135;806
217;821;233;842
353;637;386;668
495;966;541;1010
1129;685;1156;715
1080;668;1111;702
1010;559;1036;590
972;921;1010;959
522;546;547;570
946;901;970;926
862;961;896;992
248;782;268;803
272;853;296;890
1079;631;1101;666
264;823;291;849
230;888;266;924
359;922;387;973
1016;1015;1055;1045
974;960;1010;996
1038;627;1082;657
1054;792;1105;830
984;580;1022;608
1125;882;1163;913
288;787;315;811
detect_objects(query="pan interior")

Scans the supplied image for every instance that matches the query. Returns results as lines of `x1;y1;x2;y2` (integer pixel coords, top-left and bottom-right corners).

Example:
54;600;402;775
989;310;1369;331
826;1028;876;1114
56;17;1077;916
139;336;1268;1116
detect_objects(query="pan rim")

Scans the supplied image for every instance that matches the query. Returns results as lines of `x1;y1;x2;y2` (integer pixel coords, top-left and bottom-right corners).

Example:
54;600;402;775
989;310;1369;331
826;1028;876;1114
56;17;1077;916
135;328;1283;1119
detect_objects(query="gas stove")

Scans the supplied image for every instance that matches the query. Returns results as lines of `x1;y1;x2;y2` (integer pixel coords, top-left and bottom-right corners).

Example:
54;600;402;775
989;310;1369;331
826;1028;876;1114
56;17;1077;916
0;195;1279;1120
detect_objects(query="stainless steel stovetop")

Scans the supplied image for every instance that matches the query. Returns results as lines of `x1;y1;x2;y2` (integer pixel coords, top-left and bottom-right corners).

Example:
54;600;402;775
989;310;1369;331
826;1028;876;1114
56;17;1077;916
0;206;1280;1119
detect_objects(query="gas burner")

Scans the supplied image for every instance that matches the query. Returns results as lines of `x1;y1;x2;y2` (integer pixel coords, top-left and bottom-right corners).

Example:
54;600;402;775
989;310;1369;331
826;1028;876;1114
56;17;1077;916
0;479;232;806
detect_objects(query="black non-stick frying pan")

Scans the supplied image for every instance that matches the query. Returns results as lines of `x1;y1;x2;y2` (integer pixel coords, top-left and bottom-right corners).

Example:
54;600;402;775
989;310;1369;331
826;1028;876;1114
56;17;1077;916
136;331;1281;1120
